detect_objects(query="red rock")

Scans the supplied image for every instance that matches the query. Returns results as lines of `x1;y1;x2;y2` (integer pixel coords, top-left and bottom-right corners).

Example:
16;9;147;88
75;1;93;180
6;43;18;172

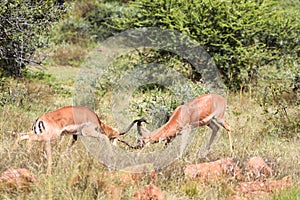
105;170;157;186
104;183;122;200
246;157;273;180
134;184;166;200
0;168;37;190
114;169;158;186
184;158;241;182
234;176;291;198
68;171;123;199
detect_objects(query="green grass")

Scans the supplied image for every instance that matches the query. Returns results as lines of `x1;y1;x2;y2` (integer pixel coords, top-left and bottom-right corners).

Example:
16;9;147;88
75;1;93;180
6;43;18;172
0;65;299;199
271;187;300;200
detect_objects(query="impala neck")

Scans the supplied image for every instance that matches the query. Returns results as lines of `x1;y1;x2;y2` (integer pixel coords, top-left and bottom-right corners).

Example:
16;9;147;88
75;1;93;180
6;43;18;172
149;106;183;142
99;122;120;139
148;123;179;142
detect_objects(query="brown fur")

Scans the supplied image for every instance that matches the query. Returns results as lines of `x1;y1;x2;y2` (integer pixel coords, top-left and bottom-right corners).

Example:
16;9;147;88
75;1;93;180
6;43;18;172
12;106;137;175
138;94;232;154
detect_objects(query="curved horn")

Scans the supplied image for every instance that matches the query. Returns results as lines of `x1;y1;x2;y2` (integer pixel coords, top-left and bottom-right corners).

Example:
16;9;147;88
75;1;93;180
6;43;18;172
136;117;148;136
119;117;147;135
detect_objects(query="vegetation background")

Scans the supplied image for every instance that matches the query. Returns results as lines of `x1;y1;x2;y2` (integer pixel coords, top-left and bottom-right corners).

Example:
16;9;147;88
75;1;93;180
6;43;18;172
0;0;299;199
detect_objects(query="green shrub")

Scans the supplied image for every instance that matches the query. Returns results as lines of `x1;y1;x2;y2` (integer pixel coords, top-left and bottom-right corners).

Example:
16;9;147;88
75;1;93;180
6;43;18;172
0;69;57;108
110;0;300;91
89;48;207;127
49;44;89;67
0;0;65;77
52;0;127;45
257;64;300;138
48;0;128;66
271;187;300;200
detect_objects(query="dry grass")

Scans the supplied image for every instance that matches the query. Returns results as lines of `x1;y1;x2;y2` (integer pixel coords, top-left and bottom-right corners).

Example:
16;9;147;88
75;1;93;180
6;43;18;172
0;67;299;199
48;44;89;67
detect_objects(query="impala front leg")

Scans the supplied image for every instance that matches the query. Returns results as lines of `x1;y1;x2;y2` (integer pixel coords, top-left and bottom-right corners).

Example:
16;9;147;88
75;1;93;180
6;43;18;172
24;134;55;175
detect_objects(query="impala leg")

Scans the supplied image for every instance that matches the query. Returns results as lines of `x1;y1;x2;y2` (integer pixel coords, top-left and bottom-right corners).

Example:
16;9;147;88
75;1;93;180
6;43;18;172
214;116;233;155
25;134;48;152
222;120;233;154
12;133;53;175
27;135;34;152
12;133;37;151
206;120;220;152
24;135;53;175
11;136;22;152
26;134;54;175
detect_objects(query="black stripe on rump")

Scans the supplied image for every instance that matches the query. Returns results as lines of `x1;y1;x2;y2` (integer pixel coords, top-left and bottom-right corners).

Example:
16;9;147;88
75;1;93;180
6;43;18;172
32;119;38;134
38;121;45;134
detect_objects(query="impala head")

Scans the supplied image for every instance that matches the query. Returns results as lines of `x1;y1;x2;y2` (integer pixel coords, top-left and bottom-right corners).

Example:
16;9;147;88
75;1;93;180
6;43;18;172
135;137;148;149
132;118;151;149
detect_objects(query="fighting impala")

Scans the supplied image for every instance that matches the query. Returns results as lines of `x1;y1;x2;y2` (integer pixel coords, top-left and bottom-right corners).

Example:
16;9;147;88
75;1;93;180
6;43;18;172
12;106;140;174
131;94;233;155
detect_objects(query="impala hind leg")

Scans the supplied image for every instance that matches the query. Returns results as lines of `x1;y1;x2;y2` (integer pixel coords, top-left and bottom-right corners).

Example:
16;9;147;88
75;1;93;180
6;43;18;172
221;120;233;154
206;120;220;152
12;133;53;175
215;118;233;155
199;120;219;158
24;134;54;175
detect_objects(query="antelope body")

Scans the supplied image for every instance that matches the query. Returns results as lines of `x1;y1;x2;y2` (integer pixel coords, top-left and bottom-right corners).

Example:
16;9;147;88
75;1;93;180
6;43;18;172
30;106;123;141
135;94;232;154
13;106;138;174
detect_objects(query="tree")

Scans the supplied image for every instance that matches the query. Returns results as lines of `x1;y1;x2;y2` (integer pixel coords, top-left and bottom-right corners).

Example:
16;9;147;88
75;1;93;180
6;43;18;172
110;0;300;91
0;0;65;77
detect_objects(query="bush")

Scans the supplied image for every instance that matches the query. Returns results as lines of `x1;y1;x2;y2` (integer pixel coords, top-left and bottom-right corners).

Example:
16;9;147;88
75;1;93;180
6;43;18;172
110;0;300;91
0;0;65;77
52;0;127;45
255;63;300;138
49;44;88;67
48;0;128;67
